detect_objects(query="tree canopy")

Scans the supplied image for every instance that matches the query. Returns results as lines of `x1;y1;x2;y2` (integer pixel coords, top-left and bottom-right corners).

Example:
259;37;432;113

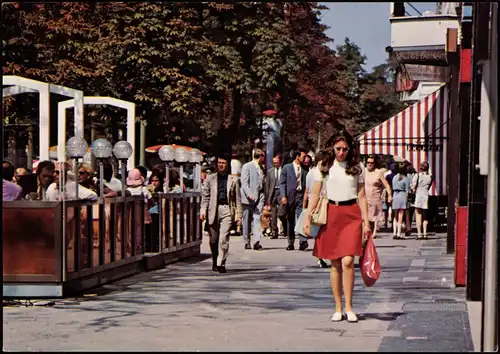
2;2;405;156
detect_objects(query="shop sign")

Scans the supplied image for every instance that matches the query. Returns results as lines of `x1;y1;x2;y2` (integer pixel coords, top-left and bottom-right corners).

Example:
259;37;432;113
404;64;450;82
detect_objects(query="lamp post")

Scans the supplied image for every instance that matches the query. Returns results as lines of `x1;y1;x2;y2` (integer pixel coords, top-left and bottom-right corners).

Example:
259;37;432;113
90;138;113;199
49;149;58;161
159;145;175;193
189;148;203;192
66;136;89;200
175;147;189;192
82;151;93;165
113;141;133;198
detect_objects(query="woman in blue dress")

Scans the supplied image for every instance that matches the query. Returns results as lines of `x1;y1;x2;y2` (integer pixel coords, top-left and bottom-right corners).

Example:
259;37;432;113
391;166;410;239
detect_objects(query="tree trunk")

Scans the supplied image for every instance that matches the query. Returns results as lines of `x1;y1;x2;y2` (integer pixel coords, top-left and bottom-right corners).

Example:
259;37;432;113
229;88;243;137
27;126;33;170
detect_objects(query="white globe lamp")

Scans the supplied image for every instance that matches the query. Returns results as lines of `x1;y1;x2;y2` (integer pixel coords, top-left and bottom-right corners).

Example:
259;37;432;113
159;145;175;162
90;138;113;199
66;136;88;159
90;138;113;159
113;141;134;198
174;147;189;163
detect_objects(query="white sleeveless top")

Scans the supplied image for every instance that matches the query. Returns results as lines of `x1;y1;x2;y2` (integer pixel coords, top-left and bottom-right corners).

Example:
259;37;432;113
315;160;364;202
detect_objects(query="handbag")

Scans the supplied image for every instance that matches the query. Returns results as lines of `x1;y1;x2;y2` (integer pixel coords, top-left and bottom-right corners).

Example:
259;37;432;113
310;178;328;225
359;231;381;287
407;173;419;204
296;208;322;238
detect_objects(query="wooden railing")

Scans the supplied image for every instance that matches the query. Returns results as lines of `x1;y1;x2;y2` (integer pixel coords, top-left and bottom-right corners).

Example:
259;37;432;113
64;196;145;280
3;192;202;297
3;201;64;284
146;192;202;253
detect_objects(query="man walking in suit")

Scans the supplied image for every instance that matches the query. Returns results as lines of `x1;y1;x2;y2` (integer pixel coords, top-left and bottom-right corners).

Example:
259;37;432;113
240;149;266;250
279;148;308;251
200;153;242;273
265;154;286;239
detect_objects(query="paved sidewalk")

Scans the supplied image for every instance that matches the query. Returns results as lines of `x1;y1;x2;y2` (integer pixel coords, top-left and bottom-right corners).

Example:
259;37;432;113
3;231;473;352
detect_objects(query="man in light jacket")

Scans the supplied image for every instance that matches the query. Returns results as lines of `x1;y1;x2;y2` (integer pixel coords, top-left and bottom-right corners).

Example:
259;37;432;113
240;149;266;250
200;153;242;273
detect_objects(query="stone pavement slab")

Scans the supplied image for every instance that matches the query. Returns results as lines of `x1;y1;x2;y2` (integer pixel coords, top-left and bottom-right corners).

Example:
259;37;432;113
3;231;473;352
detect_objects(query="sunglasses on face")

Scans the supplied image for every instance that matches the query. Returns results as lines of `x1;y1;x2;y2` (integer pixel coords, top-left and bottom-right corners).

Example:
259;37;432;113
334;146;349;153
79;171;87;175
367;161;375;164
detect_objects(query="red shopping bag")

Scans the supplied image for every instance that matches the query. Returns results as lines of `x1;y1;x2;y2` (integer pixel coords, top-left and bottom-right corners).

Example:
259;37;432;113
359;232;381;287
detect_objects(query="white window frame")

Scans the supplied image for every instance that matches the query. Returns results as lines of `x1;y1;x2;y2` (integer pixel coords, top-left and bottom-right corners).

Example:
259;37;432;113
2;75;84;162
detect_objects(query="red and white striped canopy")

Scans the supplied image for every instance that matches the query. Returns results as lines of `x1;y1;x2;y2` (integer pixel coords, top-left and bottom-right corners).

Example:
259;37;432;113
357;85;449;196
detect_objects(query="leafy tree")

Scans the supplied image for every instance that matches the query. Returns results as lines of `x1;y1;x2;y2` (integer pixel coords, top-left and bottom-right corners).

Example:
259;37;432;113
356;61;408;135
335;39;405;137
335;37;367;127
2;2;405;160
280;3;349;149
201;2;303;153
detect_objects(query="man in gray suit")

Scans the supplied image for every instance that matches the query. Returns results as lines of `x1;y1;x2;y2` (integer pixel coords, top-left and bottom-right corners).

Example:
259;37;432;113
200;154;242;273
279;148;308;251
265;154;286;239
240;149;266;250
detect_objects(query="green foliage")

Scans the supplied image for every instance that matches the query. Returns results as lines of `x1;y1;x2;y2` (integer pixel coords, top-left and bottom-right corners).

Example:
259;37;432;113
2;2;404;154
335;40;406;137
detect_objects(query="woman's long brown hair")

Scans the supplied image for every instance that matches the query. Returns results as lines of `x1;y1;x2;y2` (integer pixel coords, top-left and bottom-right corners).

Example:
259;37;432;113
323;132;362;176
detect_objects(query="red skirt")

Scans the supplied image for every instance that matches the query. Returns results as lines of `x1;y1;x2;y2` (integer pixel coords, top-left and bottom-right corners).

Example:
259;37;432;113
313;202;363;260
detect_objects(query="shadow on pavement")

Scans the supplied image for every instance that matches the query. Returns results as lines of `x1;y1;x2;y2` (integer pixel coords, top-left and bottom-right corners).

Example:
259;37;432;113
178;254;212;264
358;312;405;321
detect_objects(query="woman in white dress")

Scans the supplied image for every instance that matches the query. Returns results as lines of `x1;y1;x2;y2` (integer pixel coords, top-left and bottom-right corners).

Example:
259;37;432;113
411;161;433;239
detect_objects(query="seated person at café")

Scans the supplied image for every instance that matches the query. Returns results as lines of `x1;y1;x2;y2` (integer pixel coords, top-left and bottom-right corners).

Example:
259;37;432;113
102;162;123;193
17;172;39;200
167;168;183;193
14;167;29;185
96;161;128;198
46;162;98;201
78;163;99;194
26;160;55;200
2;161;22;201
126;168;153;205
147;169;164;194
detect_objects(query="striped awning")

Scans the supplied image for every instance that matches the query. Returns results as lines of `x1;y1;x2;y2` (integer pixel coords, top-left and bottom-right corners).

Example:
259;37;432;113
357;85;449;196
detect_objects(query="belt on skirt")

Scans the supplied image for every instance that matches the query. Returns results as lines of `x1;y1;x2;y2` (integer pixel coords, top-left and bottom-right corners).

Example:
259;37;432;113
328;199;357;206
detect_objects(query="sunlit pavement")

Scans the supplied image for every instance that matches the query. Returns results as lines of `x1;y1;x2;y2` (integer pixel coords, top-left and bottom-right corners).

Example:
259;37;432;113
3;230;473;352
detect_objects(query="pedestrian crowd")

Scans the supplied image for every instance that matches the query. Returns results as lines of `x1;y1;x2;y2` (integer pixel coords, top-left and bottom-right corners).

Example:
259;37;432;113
2;131;433;323
199;131;433;322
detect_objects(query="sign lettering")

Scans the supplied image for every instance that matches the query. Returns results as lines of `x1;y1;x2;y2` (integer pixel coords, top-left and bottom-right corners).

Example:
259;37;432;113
407;143;443;152
395;50;447;62
404;64;450;82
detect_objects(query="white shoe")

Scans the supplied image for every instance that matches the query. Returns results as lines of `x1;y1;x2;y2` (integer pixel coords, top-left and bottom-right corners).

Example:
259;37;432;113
345;311;358;323
331;312;343;322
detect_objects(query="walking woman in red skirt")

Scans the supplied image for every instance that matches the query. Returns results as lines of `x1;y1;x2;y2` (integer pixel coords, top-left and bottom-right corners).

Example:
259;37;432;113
304;132;370;323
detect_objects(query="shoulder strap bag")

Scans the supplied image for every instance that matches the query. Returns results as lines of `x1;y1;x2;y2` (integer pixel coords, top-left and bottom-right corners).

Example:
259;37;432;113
310;177;328;225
